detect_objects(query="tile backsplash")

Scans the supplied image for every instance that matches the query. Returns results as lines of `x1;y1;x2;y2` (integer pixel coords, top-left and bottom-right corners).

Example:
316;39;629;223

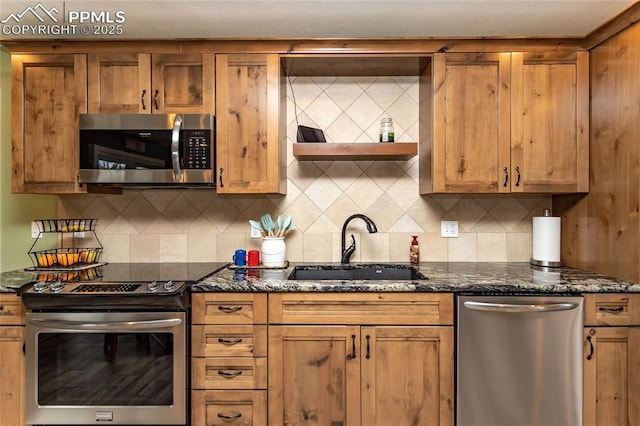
59;75;549;263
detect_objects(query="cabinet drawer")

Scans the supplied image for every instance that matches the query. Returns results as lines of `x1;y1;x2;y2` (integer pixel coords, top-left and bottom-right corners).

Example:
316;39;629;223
0;294;25;325
269;293;453;325
192;325;267;357
584;294;640;326
192;293;267;325
192;390;266;426
192;357;267;390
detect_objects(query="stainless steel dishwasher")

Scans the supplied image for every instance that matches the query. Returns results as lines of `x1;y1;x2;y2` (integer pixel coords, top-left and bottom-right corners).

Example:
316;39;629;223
457;294;583;426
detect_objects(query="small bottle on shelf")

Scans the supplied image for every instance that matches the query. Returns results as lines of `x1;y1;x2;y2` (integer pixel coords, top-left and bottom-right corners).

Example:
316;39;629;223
379;117;394;143
410;235;419;264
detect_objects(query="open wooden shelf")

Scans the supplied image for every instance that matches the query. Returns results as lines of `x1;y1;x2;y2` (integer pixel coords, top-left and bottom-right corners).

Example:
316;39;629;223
293;142;418;161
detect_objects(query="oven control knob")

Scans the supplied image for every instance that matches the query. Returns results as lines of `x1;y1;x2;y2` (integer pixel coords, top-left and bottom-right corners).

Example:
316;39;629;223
164;280;175;291
33;281;49;293
147;280;159;292
50;281;65;293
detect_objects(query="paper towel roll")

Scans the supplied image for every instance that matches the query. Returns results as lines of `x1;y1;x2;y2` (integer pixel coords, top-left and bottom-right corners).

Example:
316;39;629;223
532;216;561;263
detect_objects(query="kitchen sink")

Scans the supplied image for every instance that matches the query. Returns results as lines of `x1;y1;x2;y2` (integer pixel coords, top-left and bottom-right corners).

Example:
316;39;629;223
287;264;428;281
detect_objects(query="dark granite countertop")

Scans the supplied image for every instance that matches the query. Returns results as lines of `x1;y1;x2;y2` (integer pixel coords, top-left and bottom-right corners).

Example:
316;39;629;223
192;262;640;294
3;262;639;295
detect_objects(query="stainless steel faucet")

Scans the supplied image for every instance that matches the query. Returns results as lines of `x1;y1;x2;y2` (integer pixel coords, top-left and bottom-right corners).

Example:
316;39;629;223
341;214;378;264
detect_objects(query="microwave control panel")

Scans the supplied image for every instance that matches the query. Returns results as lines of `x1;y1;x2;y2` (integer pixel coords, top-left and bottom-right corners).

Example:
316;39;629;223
184;130;211;169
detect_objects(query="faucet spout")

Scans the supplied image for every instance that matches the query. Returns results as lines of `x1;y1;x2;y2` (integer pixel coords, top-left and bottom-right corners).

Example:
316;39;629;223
340;214;378;264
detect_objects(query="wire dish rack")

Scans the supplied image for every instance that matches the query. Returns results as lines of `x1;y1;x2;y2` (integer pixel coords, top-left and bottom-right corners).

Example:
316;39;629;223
27;219;104;272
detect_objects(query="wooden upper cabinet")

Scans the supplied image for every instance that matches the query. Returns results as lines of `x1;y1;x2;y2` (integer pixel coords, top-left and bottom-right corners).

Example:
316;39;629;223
11;54;87;194
215;54;286;194
87;53;214;113
511;51;589;193
424;51;588;194
430;52;512;193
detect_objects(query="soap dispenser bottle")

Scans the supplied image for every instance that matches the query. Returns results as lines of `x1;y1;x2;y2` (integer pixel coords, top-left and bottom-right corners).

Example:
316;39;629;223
410;235;419;264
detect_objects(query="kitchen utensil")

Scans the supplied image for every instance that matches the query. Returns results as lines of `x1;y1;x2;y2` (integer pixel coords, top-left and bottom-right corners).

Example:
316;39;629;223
277;215;284;236
249;220;264;237
261;214;275;237
278;216;293;237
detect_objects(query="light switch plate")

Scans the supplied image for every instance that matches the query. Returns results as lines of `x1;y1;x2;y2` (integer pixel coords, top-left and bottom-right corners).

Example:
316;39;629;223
441;220;459;238
250;226;262;239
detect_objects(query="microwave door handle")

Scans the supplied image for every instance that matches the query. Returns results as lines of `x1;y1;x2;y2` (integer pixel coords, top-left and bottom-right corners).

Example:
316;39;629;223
171;114;184;182
28;318;182;331
463;301;580;313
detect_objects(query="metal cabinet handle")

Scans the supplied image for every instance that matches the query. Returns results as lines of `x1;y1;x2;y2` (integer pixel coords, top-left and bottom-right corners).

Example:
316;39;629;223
171;114;184;182
154;89;160;110
346;334;356;360
218;305;242;313
598;306;624;313
218;337;242;345
463;301;579;313
586;329;595;360
503;167;509;187
141;89;147;110
514;166;521;187
365;335;371;359
219;167;224;188
218;370;243;378
217;413;242;420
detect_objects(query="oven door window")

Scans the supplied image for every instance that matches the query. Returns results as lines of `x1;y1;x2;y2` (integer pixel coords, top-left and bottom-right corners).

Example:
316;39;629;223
37;332;173;406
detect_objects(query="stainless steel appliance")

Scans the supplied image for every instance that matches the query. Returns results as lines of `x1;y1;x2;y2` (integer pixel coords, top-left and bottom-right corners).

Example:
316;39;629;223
19;279;190;425
457;294;583;426
79;113;214;186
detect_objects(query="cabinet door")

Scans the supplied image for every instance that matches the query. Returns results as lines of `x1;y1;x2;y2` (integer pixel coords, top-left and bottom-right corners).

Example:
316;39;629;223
151;54;214;113
511;51;589;192
0;326;25;426
432;52;511;193
216;54;285;194
12;54;87;193
583;327;640;426
87;53;151;113
361;326;454;426
268;326;361;425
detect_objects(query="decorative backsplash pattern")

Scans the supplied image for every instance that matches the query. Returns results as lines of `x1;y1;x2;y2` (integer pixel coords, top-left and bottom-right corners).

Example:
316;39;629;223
59;76;550;263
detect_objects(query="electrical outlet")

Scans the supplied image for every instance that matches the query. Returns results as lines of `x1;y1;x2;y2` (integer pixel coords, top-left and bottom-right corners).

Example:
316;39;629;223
250;226;262;239
441;220;459;238
31;221;42;239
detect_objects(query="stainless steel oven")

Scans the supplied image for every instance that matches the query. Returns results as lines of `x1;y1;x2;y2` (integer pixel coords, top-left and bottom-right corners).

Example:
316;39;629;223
20;280;190;425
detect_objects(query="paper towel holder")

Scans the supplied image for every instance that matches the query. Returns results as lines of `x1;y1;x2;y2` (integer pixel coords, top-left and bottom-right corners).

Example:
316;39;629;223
530;209;564;268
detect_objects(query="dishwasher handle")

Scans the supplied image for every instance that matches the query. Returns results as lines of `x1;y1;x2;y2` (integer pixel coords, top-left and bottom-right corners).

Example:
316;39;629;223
463;300;580;313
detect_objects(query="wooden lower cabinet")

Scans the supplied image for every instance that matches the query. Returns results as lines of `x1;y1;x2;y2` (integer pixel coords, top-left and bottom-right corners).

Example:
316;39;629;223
583;294;640;426
268;293;454;426
0;294;25;426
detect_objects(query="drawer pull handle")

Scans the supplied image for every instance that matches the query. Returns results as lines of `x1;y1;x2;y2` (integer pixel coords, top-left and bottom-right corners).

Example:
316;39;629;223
153;89;160;110
218;337;242;345
218;370;243;378
514;166;521;187
217;412;242;420
598;306;624;313
503;166;509;187
218;305;243;313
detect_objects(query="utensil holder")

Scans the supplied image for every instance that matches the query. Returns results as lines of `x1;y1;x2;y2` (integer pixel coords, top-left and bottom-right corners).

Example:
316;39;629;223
261;237;286;267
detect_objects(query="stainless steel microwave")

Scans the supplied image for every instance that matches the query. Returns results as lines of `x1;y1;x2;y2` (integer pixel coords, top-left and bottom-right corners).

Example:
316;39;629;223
78;113;215;187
